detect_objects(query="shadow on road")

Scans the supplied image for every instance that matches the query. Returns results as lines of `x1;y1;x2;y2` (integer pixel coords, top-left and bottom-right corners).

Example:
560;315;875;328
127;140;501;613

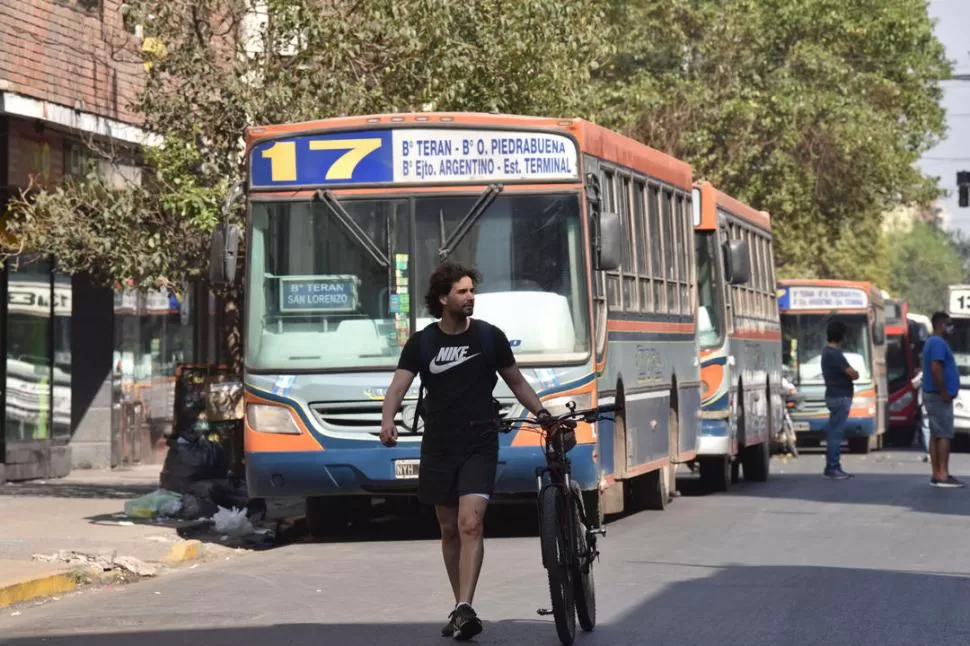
0;481;156;500
3;565;970;645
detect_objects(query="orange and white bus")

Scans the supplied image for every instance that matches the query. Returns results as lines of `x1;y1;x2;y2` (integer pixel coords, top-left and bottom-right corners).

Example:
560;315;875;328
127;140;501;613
778;280;888;453
693;182;782;491
216;112;704;535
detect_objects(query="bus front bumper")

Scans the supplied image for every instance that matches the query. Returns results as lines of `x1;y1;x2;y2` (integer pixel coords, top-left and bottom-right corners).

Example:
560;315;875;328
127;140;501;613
245;444;599;499
791;415;877;440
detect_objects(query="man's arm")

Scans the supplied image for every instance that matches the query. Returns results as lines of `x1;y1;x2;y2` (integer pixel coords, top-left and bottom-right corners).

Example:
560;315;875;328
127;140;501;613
931;360;950;401
840;353;859;381
379;369;416;446
498;364;546;416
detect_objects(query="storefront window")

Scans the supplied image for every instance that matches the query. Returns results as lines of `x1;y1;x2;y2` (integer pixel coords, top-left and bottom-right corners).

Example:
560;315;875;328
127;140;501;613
111;287;193;464
52;272;72;441
5;256;53;443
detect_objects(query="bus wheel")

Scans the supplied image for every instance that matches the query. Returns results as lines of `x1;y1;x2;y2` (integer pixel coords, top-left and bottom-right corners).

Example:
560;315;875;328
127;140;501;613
848;437;871;454
698;456;730;493
742;440;770;482
305;496;370;539
642;465;670;511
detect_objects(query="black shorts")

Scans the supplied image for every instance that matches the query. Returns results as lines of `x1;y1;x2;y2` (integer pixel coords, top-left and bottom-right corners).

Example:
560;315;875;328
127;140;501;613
417;444;498;507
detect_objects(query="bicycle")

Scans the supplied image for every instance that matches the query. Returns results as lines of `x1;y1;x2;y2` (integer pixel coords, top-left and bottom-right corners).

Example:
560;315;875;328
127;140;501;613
490;400;616;645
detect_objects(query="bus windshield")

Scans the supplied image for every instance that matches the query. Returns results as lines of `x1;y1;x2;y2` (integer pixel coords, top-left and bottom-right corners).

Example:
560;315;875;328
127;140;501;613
695;231;723;349
246;192;591;371
949;318;970;387
781;313;872;385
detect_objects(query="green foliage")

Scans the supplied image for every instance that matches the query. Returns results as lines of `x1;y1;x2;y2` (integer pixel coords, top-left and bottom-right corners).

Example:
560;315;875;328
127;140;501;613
593;0;951;287
5;0;609;286
3;0;951;292
887;221;964;314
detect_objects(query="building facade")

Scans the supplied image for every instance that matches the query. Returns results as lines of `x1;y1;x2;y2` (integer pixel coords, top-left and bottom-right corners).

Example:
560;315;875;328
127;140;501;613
0;1;198;482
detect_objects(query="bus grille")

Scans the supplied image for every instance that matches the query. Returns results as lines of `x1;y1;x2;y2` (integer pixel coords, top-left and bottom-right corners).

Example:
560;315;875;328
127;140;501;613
310;401;517;436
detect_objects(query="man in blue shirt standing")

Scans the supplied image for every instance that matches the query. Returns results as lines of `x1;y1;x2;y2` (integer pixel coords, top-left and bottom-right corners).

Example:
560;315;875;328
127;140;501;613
922;311;964;488
821;320;858;479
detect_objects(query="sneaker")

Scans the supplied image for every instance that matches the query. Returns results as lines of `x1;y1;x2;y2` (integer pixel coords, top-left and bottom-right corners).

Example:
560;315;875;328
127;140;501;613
451;604;483;641
824;469;853;480
441;610;457;637
931;476;966;488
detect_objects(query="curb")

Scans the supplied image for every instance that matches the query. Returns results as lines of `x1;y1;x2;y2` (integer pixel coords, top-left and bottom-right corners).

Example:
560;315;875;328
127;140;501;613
0;541;205;610
0;572;77;609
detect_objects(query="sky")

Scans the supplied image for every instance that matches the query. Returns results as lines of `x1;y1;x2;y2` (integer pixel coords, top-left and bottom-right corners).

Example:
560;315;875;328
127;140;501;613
918;0;970;232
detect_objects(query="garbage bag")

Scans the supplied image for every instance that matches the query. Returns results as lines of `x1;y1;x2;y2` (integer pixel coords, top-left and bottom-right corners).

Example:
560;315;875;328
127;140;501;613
212;506;255;538
159;437;229;493
124;489;183;519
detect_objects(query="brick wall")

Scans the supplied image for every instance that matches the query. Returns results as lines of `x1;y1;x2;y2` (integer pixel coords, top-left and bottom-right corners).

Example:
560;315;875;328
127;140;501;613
0;0;144;126
7;118;67;189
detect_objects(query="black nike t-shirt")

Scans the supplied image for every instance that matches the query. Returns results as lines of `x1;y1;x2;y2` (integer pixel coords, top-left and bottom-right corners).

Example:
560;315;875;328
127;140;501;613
398;319;516;444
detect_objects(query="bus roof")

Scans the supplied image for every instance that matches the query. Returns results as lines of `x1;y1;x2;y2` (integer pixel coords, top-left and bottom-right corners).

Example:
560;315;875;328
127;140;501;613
245;112;694;191
694;181;771;232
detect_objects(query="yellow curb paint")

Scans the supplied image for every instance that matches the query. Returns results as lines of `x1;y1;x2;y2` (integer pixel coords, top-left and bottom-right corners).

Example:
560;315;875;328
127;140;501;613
164;540;203;564
0;573;77;609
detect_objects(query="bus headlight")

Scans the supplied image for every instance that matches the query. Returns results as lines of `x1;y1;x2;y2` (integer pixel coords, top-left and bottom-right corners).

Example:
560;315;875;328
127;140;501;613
247;404;302;434
541;393;594;417
852;396;875;415
890;391;914;412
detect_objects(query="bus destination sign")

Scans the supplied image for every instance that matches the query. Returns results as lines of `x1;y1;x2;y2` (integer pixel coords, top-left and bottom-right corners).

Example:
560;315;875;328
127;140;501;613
279;275;359;313
249;128;579;189
779;286;869;311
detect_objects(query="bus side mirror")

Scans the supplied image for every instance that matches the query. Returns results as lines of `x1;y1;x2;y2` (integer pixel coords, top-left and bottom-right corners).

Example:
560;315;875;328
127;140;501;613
873;323;886;346
723;238;750;285
597;211;622;272
210;181;245;285
210;222;240;284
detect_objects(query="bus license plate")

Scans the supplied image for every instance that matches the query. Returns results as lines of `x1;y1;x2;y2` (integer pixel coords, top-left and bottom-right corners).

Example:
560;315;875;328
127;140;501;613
395;459;420;479
793;422;811;432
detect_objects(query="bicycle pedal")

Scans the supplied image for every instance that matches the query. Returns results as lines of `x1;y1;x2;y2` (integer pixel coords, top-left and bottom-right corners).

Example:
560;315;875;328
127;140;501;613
589;527;606;536
537;608;553;616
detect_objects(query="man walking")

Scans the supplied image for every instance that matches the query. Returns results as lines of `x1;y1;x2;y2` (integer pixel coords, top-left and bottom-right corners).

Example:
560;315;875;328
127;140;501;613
922;311;964;487
821;320;858;479
379;261;556;640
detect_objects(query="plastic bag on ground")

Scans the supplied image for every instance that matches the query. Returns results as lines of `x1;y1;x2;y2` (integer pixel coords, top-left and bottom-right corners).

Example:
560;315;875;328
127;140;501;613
212;506;255;537
124;489;183;519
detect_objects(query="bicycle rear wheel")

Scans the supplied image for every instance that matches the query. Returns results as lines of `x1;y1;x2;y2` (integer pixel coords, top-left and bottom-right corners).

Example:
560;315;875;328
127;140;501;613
570;484;596;632
539;485;576;645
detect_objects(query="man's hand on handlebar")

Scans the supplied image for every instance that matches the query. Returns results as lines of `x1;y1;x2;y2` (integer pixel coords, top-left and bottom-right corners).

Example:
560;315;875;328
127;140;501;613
536;409;576;436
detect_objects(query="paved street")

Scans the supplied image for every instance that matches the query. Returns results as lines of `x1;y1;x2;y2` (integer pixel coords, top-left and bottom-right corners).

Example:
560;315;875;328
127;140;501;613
2;448;970;646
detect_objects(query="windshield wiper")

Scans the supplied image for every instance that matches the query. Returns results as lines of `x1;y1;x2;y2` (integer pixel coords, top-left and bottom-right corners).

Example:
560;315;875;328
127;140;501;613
315;189;389;268
438;184;504;261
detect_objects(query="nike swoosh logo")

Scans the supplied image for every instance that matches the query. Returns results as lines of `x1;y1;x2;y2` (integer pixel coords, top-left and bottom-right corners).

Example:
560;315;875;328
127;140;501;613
429;353;481;375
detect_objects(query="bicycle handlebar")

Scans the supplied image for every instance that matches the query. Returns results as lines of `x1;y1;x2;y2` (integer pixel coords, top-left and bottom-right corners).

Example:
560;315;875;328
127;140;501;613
492;402;617;433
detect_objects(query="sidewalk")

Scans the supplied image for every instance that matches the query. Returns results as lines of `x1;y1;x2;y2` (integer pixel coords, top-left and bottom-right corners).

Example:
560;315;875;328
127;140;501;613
0;464;281;608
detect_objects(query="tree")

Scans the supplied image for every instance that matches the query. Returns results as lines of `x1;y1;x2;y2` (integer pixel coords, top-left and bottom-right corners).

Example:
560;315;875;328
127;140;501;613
592;0;951;285
887;220;963;314
4;0;610;368
6;0;610;289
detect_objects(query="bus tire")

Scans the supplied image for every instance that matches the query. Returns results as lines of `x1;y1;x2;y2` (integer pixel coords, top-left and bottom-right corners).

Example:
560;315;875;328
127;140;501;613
305;495;369;539
642;465;670;511
742;440;770;482
742;387;771;482
848;437;871;454
699;456;730;493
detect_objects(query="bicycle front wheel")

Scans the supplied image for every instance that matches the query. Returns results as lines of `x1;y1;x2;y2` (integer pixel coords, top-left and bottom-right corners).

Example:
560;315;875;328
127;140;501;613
571;484;596;632
539;485;576;645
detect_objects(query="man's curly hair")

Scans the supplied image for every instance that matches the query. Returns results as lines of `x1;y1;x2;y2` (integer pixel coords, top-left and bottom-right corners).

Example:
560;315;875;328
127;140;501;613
424;262;482;319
